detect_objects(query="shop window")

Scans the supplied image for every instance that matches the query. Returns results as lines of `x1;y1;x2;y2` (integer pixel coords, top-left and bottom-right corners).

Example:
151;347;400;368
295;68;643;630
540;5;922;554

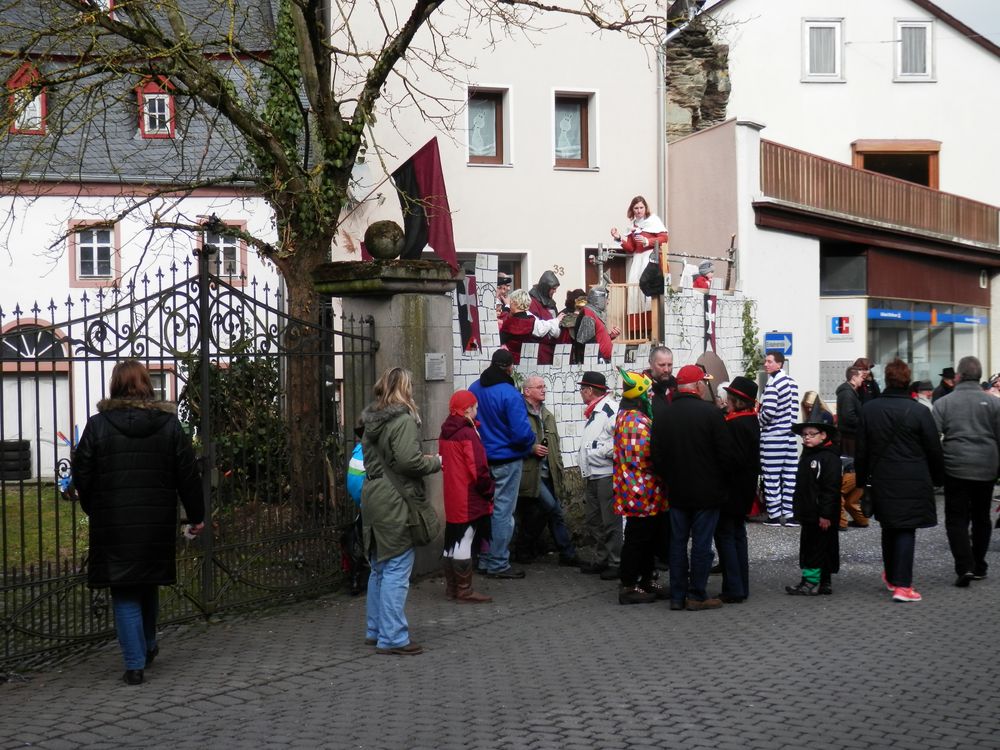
802;19;844;82
851;139;940;189
137;78;175;138
68;222;121;288
7;64;46;135
896;20;933;81
467;88;508;165
554;92;595;169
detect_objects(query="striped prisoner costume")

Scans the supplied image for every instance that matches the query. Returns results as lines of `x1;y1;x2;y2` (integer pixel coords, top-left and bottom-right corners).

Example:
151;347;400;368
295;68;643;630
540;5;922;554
759;368;799;520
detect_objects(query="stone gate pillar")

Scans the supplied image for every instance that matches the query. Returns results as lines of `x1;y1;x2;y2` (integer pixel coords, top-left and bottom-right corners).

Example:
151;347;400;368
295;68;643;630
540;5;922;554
314;260;457;574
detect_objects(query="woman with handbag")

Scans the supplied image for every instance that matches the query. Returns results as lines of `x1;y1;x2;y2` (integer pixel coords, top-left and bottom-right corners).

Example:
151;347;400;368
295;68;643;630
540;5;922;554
856;359;945;603
361;367;442;655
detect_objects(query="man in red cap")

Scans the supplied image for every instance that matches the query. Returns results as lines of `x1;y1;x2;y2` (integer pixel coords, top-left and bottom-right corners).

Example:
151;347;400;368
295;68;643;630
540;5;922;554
652;365;735;610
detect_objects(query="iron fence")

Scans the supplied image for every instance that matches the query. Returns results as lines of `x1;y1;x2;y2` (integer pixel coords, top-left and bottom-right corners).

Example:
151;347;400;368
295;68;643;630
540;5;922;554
0;253;376;671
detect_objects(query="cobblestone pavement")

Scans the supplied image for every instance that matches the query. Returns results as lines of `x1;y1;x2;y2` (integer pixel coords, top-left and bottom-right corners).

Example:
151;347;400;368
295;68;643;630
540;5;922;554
3;501;999;750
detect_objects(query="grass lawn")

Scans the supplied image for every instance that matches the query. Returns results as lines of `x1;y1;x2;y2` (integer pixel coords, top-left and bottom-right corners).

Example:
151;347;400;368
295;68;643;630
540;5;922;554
0;483;88;571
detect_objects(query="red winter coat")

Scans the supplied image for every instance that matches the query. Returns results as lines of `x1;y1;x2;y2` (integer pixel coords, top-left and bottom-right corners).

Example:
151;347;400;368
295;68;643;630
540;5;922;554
499;312;539;364
439;413;494;524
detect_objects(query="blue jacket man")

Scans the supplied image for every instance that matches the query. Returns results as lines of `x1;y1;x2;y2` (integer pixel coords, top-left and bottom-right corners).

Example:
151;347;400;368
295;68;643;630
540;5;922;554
469;349;535;578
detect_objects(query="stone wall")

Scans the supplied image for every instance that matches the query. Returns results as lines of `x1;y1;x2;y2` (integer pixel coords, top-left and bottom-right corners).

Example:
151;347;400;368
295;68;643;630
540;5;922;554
451;255;752;473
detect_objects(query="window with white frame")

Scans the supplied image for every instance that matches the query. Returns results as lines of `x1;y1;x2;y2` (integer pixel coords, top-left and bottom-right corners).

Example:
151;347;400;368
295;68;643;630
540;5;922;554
896;20;933;80
554;92;596;168
143;94;171;135
802;19;844;82
7;64;46;134
204;230;241;277
77;228;113;278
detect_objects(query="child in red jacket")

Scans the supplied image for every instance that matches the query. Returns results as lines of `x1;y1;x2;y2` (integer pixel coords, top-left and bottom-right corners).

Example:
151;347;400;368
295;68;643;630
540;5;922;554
438;390;495;603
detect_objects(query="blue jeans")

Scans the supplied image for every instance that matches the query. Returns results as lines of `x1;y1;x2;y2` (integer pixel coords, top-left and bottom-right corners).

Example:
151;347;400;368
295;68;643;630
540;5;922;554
669;507;720;603
111;585;159;670
714;513;749;599
366;548;415;649
481;461;523;573
537;477;577;558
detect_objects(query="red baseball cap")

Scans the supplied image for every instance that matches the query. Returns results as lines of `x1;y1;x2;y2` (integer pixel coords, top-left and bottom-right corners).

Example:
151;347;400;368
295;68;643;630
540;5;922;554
676;365;708;386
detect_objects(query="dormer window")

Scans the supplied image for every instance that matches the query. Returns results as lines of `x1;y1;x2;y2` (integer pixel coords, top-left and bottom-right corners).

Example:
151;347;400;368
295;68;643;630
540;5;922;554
137;78;175;138
8;64;46;135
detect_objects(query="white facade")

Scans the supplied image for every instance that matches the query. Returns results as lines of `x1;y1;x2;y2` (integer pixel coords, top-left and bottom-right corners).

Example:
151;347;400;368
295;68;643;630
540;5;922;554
336;5;665;292
668;0;1000;399
707;0;1000;206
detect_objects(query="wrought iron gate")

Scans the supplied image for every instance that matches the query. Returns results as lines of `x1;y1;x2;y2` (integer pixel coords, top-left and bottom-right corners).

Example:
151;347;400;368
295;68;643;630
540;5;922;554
0;255;376;671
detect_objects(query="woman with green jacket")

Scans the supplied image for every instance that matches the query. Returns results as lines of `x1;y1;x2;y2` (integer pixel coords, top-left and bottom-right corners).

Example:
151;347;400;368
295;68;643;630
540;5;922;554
361;367;441;655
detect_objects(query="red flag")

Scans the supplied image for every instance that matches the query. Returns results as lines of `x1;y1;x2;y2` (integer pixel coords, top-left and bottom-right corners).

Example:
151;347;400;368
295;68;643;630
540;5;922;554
457;275;481;352
391;137;458;271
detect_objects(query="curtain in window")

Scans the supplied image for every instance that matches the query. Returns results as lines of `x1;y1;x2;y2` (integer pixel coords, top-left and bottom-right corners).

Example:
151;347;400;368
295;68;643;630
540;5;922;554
901;26;927;75
468;97;497;157
809;26;836;75
554;99;582;159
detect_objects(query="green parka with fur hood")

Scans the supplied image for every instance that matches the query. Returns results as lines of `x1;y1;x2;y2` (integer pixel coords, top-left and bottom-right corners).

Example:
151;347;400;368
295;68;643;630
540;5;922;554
360;403;441;562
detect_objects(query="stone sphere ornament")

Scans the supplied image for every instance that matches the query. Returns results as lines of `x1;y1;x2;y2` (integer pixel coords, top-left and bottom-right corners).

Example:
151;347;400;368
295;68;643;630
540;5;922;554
364;220;405;260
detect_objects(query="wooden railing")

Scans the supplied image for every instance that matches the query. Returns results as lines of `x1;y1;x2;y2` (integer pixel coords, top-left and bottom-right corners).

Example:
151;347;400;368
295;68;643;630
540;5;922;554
608;282;656;344
760;140;999;247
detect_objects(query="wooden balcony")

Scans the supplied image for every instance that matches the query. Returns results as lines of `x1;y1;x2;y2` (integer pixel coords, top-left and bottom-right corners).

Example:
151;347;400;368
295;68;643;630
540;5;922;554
760;140;999;247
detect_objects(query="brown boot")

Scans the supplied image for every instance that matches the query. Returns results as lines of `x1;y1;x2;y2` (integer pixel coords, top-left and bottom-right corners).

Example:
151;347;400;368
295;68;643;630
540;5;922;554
453;559;492;604
442;558;457;600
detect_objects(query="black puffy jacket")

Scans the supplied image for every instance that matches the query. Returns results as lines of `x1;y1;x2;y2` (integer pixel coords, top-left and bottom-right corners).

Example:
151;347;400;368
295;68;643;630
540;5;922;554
856;390;944;529
72;399;203;588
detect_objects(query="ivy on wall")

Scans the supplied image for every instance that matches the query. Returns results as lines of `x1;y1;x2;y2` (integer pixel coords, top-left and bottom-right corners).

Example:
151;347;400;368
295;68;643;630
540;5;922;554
741;298;764;378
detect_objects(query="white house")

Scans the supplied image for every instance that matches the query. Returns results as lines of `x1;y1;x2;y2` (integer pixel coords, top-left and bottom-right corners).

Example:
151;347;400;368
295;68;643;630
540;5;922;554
667;0;1000;400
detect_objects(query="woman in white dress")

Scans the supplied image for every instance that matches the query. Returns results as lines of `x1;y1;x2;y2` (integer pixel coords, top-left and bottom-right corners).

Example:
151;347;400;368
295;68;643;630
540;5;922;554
610;195;668;318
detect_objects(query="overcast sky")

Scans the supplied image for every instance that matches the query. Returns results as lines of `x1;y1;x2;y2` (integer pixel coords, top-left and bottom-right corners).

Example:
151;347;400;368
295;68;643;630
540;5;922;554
934;0;1000;45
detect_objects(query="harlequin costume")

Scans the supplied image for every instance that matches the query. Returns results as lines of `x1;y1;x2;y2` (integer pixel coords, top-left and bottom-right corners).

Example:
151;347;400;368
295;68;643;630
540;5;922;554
613;370;668;605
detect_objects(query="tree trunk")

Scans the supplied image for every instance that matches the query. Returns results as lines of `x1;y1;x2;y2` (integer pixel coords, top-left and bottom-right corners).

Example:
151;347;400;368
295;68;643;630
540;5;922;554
275;243;327;513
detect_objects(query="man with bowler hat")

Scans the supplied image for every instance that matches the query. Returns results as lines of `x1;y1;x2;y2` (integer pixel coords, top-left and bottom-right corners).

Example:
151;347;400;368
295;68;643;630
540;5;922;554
578;371;622;579
933;366;956;403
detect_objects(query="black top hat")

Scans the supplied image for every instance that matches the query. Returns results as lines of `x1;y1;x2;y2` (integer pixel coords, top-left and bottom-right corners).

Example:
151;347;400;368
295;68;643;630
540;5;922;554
724;375;758;402
792;420;839;438
578;371;608;391
940;367;956;379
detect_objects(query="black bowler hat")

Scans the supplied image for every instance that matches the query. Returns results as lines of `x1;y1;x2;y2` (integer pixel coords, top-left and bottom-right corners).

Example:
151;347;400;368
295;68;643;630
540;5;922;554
940;367;956;379
578;371;608;391
724;375;758;402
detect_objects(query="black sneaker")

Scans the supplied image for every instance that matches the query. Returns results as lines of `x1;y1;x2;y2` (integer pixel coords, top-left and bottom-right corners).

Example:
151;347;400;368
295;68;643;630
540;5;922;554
599;566;620;581
955;571;975;588
486;567;526;580
972;570;987;580
640;580;670;600
818;583;832;595
785;580;819;596
669;600;686;611
763;517;784;527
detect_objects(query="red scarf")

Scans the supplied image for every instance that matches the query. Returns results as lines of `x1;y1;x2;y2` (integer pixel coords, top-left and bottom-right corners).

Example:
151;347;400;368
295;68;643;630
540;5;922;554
725;407;758;422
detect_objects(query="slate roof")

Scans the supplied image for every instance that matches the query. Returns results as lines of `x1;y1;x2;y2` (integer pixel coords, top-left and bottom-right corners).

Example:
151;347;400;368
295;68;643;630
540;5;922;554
0;0;277;186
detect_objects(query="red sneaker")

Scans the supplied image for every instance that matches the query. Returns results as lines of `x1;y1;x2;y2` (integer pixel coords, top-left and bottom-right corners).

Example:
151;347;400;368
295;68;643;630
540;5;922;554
881;571;896;592
892;586;922;603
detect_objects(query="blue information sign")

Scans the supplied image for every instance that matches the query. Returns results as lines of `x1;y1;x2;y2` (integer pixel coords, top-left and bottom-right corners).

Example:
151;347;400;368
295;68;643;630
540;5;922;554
763;331;793;356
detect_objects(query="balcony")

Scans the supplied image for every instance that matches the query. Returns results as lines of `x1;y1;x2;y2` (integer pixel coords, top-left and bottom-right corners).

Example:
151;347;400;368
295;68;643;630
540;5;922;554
760;140;999;248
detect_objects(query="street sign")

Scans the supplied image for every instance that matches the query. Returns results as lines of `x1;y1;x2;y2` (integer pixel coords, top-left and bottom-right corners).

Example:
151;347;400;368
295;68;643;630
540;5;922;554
763;331;793;356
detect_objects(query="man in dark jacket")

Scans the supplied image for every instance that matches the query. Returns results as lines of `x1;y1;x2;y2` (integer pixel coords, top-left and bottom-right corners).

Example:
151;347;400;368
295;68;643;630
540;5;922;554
836;365;864;457
515;376;579;566
470;349;536;579
932;355;1000;587
645;345;676;569
652;365;735;611
933;366;956;403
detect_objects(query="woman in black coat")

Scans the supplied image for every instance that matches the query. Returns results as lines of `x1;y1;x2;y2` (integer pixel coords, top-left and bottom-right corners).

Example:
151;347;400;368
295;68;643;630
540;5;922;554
856;358;944;604
73;360;203;685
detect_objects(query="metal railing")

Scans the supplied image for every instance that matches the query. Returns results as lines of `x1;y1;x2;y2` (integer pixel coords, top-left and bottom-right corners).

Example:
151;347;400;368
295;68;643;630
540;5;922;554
760;139;999;246
0;256;377;671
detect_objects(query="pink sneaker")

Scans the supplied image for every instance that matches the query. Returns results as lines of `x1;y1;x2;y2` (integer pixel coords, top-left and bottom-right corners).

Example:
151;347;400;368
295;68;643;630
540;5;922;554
881;571;896;592
892;586;922;603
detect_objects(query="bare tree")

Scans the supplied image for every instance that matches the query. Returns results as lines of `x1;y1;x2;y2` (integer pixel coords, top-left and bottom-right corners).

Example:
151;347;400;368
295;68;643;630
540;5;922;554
0;0;666;497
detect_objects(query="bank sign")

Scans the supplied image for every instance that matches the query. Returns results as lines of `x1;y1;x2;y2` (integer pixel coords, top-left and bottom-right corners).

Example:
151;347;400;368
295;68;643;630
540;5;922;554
827;315;854;342
868;308;988;325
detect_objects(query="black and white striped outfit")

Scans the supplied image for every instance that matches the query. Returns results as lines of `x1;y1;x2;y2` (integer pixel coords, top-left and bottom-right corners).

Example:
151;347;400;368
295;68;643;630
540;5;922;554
759;368;799;520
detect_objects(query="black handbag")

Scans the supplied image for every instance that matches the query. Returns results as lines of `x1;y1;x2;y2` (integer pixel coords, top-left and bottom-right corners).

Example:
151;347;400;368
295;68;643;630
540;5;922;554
638;254;664;297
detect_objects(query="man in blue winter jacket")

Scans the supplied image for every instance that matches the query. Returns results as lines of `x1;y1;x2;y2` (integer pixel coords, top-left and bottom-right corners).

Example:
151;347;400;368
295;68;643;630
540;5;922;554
470;349;536;578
